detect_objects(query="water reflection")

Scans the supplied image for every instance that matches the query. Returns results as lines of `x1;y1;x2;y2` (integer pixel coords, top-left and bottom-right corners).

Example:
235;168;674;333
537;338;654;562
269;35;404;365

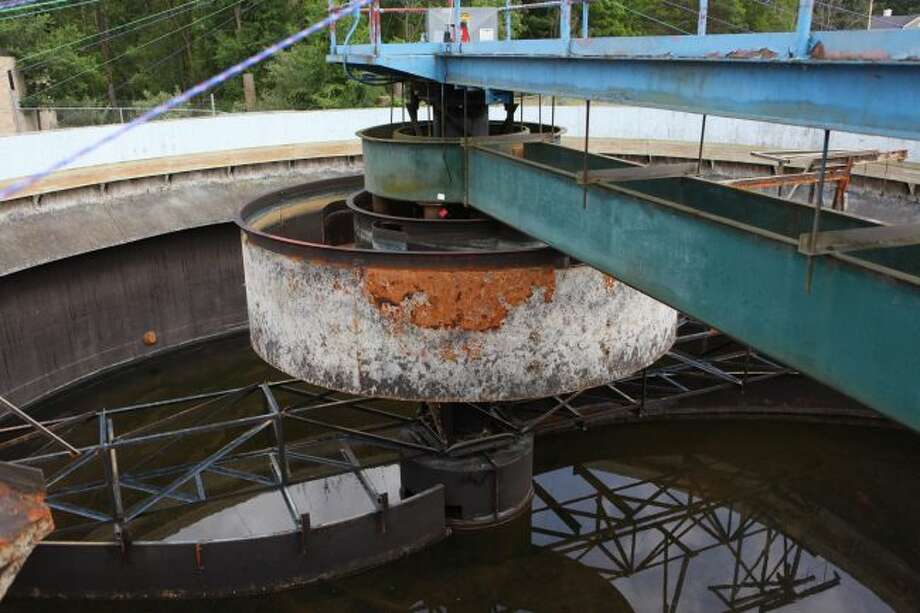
533;460;852;612
8;421;917;612
5;334;918;611
160;465;402;542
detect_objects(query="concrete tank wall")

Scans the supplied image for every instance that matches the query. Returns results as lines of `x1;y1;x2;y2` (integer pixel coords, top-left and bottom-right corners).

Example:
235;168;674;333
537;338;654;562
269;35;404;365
1;106;916;182
0;224;247;408
243;238;677;402
0;156;362;277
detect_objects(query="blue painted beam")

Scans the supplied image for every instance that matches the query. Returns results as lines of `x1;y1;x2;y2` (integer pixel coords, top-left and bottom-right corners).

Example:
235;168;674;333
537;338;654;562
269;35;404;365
445;56;919;140
328;29;920;139
333;30;920;61
466;143;920;429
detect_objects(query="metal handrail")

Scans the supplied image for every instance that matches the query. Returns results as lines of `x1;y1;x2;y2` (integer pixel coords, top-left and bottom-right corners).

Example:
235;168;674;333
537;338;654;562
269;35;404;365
329;0;593;47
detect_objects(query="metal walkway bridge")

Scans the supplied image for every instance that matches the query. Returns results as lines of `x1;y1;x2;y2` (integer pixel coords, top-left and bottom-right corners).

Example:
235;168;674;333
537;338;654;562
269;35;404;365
329;1;920;429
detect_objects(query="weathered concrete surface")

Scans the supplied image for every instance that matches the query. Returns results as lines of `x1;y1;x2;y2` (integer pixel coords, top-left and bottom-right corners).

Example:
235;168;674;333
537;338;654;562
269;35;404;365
0;156;361;277
0;463;52;601
0;163;360;406
0;57;30;136
243;238;677;402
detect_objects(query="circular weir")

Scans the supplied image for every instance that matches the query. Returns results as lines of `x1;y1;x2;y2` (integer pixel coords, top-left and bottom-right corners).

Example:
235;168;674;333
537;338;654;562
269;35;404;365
234;121;677;540
238;184;676;402
238;123;676;403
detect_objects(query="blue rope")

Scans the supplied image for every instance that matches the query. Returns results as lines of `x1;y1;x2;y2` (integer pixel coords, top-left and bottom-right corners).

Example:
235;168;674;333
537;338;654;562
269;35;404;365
0;0;370;202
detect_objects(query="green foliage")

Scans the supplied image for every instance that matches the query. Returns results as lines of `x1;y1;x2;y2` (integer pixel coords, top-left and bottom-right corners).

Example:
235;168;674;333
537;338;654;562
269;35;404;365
0;0;915;111
261;37;381;109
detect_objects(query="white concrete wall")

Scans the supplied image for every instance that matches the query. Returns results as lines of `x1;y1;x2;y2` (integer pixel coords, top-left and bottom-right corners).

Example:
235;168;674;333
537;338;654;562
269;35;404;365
538;105;920;160
1;105;917;182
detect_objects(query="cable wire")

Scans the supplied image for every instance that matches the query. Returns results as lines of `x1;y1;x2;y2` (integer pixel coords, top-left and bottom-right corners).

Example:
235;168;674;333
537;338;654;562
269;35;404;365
738;0;803;22
111;0;268;97
0;0;371;202
0;0;68;12
27;0;247;100
814;0;903;28
19;0;214;70
607;0;693;34
0;0;97;20
657;0;750;32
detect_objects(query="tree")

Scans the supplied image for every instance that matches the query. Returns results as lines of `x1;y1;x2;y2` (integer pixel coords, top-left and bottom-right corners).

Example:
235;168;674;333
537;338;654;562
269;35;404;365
2;0;913;113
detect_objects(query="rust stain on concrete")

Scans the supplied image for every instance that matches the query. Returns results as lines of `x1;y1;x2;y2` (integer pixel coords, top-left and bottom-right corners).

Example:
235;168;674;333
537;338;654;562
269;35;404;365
364;267;556;331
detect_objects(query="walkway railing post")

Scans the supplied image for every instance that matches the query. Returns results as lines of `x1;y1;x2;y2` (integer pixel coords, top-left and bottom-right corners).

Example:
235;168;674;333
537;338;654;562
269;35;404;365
795;0;815;57
328;0;337;53
371;0;381;55
560;0;572;48
697;0;708;35
453;0;461;45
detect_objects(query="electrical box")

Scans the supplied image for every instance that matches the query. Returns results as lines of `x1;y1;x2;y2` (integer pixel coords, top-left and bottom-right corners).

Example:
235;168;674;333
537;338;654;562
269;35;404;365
425;8;499;43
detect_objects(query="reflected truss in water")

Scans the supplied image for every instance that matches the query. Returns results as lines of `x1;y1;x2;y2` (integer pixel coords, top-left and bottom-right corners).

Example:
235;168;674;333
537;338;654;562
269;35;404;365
532;456;844;612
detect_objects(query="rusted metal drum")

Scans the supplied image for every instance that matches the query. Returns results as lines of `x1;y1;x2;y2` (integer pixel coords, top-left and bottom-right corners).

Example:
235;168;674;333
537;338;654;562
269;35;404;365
237;178;677;403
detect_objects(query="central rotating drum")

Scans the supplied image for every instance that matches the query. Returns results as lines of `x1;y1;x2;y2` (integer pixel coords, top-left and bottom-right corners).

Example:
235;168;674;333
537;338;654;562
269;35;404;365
237;123;677;403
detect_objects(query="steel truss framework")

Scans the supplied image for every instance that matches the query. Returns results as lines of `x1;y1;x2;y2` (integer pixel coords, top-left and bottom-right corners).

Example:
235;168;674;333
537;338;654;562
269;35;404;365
1;320;812;542
328;3;920;141
532;455;842;612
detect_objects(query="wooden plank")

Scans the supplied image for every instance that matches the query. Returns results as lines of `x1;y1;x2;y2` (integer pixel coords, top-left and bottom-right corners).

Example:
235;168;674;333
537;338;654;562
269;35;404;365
561;137;920;187
799;222;920;255
0;140;362;202
722;167;850;189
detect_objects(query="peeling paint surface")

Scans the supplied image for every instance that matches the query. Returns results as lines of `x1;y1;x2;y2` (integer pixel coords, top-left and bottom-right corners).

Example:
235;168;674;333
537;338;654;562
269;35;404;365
0;472;53;600
364;267;556;332
244;239;677;402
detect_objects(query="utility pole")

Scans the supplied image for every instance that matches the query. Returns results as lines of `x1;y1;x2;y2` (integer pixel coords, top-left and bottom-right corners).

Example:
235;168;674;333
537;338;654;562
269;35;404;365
243;73;257;111
95;5;117;108
867;0;874;29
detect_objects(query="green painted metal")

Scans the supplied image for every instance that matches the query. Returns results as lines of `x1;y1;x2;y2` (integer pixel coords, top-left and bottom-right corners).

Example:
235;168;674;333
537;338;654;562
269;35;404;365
360;124;466;204
466;142;920;430
358;123;561;204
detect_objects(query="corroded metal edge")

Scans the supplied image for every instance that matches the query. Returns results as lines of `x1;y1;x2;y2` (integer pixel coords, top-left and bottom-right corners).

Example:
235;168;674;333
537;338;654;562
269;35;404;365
359;121;565;144
236;175;570;270
0;463;52;601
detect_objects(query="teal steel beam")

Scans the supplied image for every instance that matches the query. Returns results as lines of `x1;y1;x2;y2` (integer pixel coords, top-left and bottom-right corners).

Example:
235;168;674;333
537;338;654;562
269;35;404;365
465;143;920;429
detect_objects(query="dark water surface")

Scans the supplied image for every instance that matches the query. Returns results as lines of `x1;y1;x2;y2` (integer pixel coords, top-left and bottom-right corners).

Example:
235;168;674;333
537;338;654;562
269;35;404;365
7;335;920;612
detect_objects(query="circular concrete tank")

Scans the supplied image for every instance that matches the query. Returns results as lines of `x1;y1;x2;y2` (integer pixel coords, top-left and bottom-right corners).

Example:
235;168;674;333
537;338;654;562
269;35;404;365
238;179;677;402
